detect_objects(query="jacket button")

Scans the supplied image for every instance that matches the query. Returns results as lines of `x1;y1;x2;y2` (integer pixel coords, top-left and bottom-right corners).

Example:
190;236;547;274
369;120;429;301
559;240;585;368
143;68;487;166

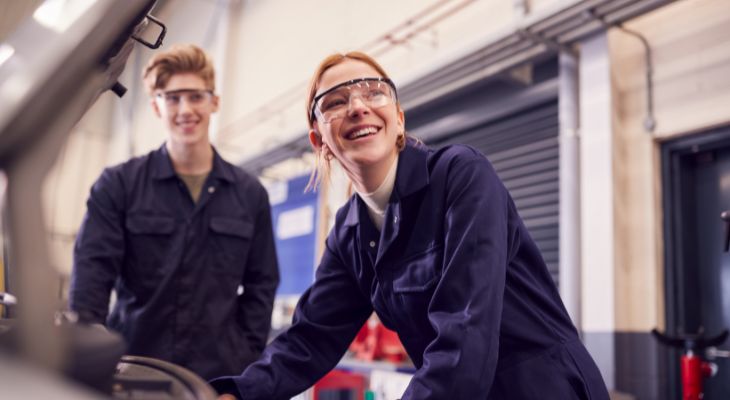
369;241;376;248
208;186;215;194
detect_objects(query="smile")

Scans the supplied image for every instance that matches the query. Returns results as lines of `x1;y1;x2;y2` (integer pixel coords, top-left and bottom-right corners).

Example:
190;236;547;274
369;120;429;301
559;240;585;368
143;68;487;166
177;120;199;127
344;125;380;140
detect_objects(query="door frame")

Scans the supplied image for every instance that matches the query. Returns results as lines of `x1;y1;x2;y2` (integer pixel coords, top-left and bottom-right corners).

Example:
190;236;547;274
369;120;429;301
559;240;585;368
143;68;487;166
660;124;730;399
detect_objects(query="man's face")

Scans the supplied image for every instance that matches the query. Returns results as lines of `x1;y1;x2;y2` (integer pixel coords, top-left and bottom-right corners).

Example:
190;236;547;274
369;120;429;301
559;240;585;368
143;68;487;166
151;73;218;148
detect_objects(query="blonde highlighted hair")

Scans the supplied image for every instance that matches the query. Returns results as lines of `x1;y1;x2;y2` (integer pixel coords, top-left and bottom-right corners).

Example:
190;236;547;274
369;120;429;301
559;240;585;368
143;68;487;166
142;44;215;95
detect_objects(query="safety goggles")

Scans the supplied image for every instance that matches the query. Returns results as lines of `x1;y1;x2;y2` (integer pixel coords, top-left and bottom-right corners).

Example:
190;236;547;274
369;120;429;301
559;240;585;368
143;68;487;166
310;77;398;124
154;88;214;110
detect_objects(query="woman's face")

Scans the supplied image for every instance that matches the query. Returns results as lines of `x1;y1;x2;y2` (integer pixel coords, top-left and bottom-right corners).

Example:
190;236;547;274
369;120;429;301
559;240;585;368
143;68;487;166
310;59;404;177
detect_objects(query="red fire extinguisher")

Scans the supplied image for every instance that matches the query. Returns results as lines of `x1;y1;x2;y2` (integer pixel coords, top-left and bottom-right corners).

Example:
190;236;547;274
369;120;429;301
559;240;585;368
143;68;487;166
652;328;727;400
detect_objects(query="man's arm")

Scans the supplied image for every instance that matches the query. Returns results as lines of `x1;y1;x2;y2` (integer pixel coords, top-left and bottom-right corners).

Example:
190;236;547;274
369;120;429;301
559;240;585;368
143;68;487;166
236;186;280;356
69;169;125;324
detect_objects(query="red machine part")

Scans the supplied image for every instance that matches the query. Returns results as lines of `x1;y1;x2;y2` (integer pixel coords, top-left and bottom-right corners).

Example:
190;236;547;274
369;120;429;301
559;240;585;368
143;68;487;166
349;316;408;363
680;352;718;400
313;369;366;400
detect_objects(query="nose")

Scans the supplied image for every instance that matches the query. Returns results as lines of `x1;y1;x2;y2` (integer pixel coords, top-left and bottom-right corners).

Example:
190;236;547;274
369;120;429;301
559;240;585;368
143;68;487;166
177;96;195;114
346;94;369;118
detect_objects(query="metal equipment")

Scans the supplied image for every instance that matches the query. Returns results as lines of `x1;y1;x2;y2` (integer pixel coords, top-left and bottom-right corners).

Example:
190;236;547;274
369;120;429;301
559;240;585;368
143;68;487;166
0;1;216;398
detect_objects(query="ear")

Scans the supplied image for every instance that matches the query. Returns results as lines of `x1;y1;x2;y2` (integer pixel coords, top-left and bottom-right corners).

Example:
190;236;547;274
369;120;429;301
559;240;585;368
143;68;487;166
309;128;323;151
211;94;220;113
150;98;162;118
397;106;405;130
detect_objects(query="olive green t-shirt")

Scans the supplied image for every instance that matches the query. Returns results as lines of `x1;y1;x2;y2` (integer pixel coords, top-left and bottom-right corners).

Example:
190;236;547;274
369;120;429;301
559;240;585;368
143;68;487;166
178;173;209;203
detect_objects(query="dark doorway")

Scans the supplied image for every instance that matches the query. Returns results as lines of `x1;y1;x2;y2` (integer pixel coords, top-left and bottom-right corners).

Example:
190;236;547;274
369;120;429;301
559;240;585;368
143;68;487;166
662;126;730;399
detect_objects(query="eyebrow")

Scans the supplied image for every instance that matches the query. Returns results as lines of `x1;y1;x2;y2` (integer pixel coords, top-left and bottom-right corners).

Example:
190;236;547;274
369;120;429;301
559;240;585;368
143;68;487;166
157;88;211;95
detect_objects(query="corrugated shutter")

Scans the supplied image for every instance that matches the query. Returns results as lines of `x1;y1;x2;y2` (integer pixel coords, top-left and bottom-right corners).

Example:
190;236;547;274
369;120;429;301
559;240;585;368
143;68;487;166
425;101;560;284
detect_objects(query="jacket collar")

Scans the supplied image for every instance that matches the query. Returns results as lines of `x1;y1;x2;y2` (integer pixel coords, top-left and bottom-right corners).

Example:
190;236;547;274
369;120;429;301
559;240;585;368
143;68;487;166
151;143;235;183
342;138;430;227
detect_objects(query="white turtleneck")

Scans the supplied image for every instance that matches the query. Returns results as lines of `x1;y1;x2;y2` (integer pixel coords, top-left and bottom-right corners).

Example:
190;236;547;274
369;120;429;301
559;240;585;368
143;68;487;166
355;155;399;231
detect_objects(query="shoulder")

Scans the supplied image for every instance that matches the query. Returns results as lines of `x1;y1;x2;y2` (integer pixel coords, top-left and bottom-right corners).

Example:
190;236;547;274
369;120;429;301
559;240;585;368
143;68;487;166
429;143;488;167
113;150;155;173
229;164;268;194
94;149;156;189
404;139;488;170
216;154;270;205
422;143;495;181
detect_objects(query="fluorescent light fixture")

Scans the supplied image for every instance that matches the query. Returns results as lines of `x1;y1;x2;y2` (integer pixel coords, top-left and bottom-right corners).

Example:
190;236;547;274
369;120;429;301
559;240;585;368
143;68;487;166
0;44;14;68
33;0;96;33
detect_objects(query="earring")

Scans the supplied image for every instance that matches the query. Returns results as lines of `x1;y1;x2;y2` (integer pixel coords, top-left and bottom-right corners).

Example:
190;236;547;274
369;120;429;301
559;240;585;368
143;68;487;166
396;131;406;149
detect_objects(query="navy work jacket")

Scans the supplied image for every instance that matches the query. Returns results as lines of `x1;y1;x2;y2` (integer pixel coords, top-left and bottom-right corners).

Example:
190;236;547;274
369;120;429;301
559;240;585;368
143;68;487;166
211;140;608;399
70;144;280;380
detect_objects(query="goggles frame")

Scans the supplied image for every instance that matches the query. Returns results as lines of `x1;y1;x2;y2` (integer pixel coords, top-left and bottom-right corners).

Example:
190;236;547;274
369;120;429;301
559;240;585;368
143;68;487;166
310;77;397;123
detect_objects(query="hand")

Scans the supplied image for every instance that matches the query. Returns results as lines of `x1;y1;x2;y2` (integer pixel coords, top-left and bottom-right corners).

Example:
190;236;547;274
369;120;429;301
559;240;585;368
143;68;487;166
217;395;238;400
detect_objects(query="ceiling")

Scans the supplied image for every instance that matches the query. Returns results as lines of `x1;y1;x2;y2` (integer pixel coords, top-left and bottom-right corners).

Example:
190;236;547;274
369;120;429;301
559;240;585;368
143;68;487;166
0;0;44;41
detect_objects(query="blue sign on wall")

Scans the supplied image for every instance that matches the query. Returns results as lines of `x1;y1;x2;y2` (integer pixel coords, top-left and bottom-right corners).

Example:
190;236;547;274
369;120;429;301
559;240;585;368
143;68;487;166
268;174;319;296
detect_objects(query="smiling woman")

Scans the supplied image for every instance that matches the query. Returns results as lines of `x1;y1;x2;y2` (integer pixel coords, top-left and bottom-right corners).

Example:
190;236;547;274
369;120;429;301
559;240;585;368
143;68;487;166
209;51;610;400
304;53;406;195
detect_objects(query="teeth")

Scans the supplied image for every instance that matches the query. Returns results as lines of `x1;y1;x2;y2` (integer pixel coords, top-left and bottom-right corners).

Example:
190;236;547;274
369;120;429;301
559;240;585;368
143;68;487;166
349;126;377;139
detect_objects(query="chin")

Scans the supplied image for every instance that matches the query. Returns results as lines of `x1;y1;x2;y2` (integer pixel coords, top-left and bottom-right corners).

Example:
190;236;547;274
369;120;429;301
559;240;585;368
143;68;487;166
355;143;396;160
347;153;386;168
173;132;206;145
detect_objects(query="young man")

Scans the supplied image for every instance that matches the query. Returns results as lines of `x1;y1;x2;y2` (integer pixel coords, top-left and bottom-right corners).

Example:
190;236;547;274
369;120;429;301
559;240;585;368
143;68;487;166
69;44;279;380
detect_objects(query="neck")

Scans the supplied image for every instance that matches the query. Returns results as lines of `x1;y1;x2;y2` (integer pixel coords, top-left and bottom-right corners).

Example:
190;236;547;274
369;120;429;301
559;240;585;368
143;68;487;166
347;153;398;193
166;140;213;175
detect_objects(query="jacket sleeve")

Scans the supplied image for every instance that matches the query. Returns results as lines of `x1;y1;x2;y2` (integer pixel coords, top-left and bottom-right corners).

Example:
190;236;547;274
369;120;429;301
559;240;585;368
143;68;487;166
402;148;512;399
69;169;125;324
236;186;280;361
211;235;373;400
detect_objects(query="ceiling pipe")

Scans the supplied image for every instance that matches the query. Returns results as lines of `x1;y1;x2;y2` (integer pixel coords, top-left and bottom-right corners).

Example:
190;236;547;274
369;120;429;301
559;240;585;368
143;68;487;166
216;0;479;146
585;8;656;132
237;0;674;173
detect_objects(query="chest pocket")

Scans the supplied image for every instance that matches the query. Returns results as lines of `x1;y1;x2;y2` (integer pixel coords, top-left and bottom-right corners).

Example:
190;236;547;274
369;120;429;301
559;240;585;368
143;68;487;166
125;215;177;278
209;216;254;275
391;245;442;293
385;245;442;330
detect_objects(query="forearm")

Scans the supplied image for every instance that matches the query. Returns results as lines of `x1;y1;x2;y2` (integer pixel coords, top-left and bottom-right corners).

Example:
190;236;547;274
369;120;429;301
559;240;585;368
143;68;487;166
69;257;116;324
237;283;277;352
70;172;124;324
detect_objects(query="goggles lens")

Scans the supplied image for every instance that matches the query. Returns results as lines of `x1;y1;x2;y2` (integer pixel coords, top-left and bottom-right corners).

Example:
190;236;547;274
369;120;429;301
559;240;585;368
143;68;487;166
155;89;213;109
312;78;397;123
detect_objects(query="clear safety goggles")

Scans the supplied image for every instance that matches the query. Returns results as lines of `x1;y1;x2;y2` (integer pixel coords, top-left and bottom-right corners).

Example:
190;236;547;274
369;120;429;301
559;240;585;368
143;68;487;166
310;77;398;124
154;88;214;110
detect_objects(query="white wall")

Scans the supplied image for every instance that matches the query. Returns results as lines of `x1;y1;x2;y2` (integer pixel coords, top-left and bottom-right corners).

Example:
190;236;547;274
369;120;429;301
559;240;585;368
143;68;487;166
43;0;547;275
215;0;518;163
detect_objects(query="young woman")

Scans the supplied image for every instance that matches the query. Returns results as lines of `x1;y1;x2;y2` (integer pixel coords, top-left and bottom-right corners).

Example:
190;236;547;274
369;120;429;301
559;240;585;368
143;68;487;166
212;52;609;399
